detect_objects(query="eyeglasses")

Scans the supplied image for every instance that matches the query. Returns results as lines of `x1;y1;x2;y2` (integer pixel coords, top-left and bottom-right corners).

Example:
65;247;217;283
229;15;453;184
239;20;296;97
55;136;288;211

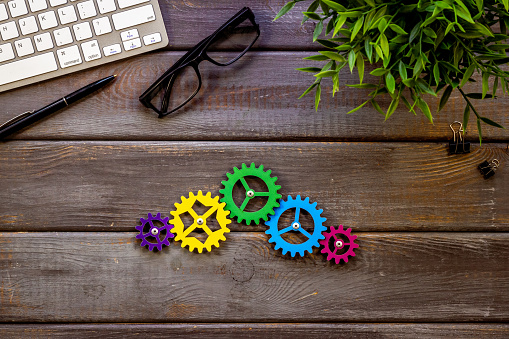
139;7;260;118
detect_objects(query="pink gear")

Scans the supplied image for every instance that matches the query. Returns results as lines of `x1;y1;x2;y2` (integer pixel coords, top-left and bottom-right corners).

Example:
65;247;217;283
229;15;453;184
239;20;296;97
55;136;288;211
319;225;359;264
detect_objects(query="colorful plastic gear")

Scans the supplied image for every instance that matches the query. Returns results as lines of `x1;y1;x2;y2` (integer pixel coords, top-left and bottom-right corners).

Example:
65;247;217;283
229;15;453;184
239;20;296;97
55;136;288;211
319;225;359;264
170;191;231;253
135;212;174;251
220;163;282;225
265;195;327;257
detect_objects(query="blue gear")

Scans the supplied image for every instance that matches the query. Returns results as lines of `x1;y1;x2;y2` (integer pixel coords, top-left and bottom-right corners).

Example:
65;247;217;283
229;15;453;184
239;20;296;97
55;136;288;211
265;195;327;257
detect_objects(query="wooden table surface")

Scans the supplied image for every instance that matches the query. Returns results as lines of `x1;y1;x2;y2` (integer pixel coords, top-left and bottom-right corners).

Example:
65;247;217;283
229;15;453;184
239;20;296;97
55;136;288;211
1;1;509;338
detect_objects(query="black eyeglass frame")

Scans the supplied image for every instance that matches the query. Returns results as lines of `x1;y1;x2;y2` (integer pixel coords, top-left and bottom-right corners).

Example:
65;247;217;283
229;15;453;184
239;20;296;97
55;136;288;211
139;7;260;118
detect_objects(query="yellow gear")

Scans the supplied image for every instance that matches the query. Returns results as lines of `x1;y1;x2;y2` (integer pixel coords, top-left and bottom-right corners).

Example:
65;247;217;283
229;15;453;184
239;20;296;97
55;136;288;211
170;191;231;253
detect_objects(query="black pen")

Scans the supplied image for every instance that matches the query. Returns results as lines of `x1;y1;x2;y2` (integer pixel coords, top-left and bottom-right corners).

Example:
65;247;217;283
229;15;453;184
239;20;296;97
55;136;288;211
0;74;117;140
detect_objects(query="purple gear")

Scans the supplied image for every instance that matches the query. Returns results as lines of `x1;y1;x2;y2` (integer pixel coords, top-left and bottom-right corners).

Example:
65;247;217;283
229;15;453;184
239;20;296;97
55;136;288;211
319;225;359;264
135;212;174;251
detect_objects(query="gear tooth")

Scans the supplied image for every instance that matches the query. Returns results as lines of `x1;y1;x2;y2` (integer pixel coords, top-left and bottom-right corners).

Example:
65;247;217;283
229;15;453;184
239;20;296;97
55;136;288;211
266;169;271;176
304;197;310;203
147;213;154;218
155;212;161;219
205;191;211;198
226;172;233;179
312;202;317;208
140;217;147;223
233;166;240;173
330;226;336;232
241;163;247;169
258;164;264;171
220;235;226;241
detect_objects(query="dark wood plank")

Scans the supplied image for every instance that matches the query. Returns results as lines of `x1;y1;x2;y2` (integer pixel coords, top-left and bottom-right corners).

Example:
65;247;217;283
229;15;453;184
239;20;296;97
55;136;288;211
0;232;508;322
1;52;508;141
1;323;509;338
158;0;317;50
1;141;508;232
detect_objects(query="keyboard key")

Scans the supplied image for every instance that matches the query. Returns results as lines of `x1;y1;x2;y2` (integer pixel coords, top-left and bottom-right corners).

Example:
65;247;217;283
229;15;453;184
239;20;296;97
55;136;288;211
56;44;82;68
14;37;35;57
8;0;29;18
0;21;20;41
34;32;54;51
54;26;73;46
103;43;120;56
120;28;138;41
73;21;92;41
28;0;48;12
0;43;15;62
122;38;141;51
92;16;111;35
81;39;101;61
117;0;149;9
111;4;155;31
38;10;58;29
0;52;58;86
77;0;96;19
49;0;67;6
0;4;8;21
19;16;39;35
58;5;77;24
143;32;161;45
97;0;115;14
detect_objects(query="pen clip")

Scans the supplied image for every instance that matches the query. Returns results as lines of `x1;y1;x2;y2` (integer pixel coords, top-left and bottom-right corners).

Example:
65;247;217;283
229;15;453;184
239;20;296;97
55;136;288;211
0;111;33;130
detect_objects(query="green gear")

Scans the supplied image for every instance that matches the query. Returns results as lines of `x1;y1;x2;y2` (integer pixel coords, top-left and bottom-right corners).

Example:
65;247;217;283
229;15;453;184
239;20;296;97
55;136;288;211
220;163;282;225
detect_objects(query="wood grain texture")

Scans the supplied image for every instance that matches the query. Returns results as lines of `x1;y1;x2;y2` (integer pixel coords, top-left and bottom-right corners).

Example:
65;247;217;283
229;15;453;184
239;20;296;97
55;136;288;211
158;0;317;51
1;141;508;232
0;232;508;322
1;52;508;141
1;323;509;338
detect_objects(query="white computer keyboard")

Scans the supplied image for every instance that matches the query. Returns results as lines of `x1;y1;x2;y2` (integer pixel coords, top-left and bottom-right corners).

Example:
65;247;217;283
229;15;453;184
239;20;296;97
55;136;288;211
0;0;168;92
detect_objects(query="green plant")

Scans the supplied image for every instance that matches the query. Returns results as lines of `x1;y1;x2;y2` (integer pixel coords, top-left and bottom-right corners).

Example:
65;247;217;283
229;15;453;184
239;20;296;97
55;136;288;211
275;0;508;142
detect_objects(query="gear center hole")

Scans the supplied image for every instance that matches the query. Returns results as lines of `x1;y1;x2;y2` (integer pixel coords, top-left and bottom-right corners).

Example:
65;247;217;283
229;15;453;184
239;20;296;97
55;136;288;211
329;234;349;255
278;208;314;245
142;220;167;243
232;175;269;212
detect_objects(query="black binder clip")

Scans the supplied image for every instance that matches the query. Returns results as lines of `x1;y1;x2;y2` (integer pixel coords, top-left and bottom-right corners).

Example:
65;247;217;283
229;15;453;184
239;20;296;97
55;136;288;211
448;121;470;154
478;159;499;179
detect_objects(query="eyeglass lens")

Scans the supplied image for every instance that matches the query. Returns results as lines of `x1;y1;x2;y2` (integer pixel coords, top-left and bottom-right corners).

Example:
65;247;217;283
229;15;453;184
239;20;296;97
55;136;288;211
206;17;259;65
148;13;258;115
151;66;201;114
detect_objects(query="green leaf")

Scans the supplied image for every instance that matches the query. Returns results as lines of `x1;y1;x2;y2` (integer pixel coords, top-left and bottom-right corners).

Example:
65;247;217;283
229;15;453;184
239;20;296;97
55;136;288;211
409;22;421;43
351;16;364;42
463;104;470;133
348;100;369;114
466;93;494;99
477;118;482;145
348;49;356;73
370;68;389;76
333;15;347;37
365;37;373;62
315;83;321;111
386;96;400;120
313;20;324;41
399;60;408;80
303;12;322;21
304;54;330;61
274;1;296;21
371;99;385;116
473;23;494;37
299;83;317;99
423;27;437;38
480;117;505;128
321;0;346;12
356;52;364;83
296;67;323;73
386;72;395;93
482;72;489;99
416;97;434;123
316;39;339;49
314;70;338;78
319;51;346;62
433;63;440;85
438;85;453;112
460;64;475;88
416;78;437;96
347;83;378;88
389;24;408;35
380;33;389;57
